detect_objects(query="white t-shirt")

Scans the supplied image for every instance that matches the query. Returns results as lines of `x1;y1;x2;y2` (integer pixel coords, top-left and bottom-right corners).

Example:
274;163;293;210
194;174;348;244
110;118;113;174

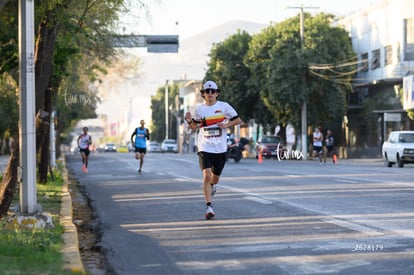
194;101;238;153
313;131;323;147
78;134;91;149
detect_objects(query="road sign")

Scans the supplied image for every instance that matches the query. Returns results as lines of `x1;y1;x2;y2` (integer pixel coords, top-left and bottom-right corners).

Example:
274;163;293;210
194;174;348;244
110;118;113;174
111;35;179;53
111;35;146;48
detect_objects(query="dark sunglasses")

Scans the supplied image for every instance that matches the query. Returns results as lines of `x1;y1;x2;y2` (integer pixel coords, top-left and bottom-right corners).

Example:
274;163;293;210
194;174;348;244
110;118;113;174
203;89;217;94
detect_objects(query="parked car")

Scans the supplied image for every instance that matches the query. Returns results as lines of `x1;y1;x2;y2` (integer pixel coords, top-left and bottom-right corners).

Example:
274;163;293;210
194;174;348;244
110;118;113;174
104;143;117;152
117;145;129;153
148;141;161;152
255;135;285;159
161;139;178;153
96;144;105;153
382;130;414;168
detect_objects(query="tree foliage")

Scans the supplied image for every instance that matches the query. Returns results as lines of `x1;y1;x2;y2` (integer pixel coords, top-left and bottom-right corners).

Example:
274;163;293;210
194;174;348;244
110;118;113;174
0;1;21;158
0;0;149;213
150;83;181;142
246;13;356;132
202;13;356;142
0;74;18;154
33;0;130;183
204;30;270;124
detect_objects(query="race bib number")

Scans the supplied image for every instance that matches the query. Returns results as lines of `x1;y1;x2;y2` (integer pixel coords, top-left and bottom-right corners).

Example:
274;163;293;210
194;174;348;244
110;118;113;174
203;127;221;138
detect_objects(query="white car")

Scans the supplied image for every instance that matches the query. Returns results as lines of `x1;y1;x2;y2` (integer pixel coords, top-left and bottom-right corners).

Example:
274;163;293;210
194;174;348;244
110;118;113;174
148;141;161;152
161;139;178;153
382;130;414;168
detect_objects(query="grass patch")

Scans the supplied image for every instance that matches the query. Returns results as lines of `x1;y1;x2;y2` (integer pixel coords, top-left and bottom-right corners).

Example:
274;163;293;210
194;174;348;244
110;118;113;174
0;224;70;274
0;163;82;274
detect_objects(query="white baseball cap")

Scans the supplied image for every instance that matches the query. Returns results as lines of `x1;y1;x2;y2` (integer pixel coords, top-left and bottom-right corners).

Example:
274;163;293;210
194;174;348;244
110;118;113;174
203;80;218;90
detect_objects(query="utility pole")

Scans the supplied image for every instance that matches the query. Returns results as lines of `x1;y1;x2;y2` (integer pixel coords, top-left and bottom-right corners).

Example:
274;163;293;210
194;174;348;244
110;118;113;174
18;0;41;214
288;4;319;160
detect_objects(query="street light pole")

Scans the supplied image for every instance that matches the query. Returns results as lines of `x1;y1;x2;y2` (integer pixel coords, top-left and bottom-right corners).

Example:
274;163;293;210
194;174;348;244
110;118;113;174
165;80;169;140
288;5;319;160
18;0;40;214
49;110;56;168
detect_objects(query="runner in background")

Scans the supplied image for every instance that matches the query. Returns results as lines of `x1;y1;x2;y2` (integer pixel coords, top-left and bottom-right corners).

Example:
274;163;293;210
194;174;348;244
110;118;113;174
324;129;337;164
312;127;323;165
77;127;92;173
130;120;150;174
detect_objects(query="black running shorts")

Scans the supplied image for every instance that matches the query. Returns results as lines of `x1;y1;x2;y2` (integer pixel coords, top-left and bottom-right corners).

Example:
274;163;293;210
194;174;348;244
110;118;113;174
197;151;227;176
313;146;323;154
80;148;90;156
135;147;147;154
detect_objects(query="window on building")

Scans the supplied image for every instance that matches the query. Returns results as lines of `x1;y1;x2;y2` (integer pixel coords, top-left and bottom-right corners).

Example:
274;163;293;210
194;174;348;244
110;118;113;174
371;49;380;70
384;45;393;65
360;53;368;72
404;18;414;61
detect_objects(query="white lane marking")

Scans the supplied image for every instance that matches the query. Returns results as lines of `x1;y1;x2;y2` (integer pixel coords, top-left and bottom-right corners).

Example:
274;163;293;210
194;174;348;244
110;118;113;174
220;185;273;205
243;196;273;205
174;176;197;182
334;179;359;184
322;218;383;236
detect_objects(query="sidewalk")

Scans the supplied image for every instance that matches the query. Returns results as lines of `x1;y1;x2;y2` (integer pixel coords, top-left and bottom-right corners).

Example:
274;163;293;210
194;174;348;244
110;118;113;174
60;157;85;273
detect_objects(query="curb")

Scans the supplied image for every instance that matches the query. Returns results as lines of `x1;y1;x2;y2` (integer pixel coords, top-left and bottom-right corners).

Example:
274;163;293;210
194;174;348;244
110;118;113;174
60;157;85;274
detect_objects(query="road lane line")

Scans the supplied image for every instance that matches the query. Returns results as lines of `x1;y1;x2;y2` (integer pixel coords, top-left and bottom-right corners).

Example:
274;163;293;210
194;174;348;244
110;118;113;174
323;218;383;236
334;179;359;184
220;185;273;205
243;196;273;204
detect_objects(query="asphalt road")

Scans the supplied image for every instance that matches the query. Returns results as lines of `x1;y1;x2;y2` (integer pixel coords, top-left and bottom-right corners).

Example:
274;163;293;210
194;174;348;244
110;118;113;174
65;152;414;275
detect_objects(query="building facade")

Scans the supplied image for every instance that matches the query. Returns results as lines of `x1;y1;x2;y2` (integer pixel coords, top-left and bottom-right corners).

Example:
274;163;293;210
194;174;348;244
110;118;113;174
337;0;414;157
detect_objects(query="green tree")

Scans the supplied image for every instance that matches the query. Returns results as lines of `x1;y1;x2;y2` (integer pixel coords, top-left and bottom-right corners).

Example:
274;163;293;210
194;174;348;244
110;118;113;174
246;13;356;140
0;74;18;154
150;83;181;142
0;1;19;146
34;0;127;183
246;24;301;137
204;30;269;123
303;14;355;126
0;0;149;216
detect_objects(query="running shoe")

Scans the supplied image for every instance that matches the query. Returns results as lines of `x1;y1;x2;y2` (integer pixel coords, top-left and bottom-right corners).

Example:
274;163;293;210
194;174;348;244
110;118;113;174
211;184;216;196
138;169;141;174
205;206;215;220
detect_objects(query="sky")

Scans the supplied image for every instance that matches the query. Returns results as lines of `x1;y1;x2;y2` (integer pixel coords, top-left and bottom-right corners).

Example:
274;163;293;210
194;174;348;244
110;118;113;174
97;0;384;130
119;0;383;40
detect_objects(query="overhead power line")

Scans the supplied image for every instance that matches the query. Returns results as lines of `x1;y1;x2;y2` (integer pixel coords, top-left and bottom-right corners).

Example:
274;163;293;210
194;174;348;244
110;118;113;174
308;57;369;85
